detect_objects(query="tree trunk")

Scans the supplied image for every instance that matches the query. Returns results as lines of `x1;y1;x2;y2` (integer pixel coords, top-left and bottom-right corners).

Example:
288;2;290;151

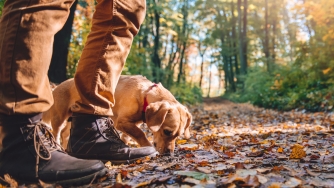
231;0;239;76
198;39;207;88
207;61;212;98
238;0;246;75
242;0;248;73
223;55;229;92
264;0;271;72
48;0;78;83
272;17;276;65
228;56;236;92
151;0;162;83
177;0;189;84
199;53;205;88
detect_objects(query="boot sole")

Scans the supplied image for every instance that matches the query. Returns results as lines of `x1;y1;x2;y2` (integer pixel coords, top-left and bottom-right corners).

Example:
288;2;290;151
50;167;108;186
4;167;108;187
69;151;159;165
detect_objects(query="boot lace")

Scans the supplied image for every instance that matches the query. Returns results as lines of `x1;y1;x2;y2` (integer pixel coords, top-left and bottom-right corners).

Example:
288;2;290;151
22;122;64;178
97;117;126;145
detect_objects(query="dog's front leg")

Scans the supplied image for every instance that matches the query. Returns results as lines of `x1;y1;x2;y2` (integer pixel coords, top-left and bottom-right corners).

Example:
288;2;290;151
116;121;152;147
120;133;132;145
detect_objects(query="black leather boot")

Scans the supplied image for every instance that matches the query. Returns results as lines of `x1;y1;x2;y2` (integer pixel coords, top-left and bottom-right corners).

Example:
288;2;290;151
0;113;107;186
67;113;158;164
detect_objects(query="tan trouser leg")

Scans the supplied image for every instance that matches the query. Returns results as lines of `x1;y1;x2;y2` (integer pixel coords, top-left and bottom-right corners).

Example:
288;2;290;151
71;0;146;116
0;0;74;115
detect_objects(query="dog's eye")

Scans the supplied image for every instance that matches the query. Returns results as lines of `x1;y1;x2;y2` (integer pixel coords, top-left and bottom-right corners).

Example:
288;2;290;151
163;130;173;136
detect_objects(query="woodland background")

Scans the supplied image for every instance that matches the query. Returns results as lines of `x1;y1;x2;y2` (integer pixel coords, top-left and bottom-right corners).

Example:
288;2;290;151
1;0;333;112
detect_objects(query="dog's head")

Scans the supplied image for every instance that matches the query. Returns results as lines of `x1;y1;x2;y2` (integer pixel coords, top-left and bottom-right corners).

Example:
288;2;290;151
145;101;192;155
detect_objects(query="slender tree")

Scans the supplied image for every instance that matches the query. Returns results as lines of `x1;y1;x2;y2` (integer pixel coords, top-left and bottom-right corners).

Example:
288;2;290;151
49;0;78;83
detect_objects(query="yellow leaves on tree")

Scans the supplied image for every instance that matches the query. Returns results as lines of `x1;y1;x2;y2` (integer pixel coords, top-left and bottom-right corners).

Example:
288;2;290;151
289;144;306;159
295;0;334;44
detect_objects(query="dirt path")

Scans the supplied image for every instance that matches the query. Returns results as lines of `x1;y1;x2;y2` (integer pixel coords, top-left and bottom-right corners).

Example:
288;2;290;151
5;97;334;187
106;98;333;187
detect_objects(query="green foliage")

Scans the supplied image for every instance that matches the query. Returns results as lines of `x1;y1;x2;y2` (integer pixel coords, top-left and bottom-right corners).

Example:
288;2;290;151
0;0;4;17
123;38;153;80
225;60;334;112
66;3;93;78
170;83;202;105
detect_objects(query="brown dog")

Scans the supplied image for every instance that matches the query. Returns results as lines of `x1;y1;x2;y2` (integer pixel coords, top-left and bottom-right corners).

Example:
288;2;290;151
42;75;192;154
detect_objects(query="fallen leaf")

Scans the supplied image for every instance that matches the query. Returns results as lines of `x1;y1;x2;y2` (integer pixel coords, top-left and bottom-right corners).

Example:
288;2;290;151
177;139;188;145
155;163;175;171
272;166;284;172
240;175;260;187
224;151;235;158
121;169;128;178
246;150;264;157
283;177;302;187
290;144;306;159
256;168;271;174
235;162;245;170
116;173;122;183
305;169;320;176
174;171;209;180
183;177;201;185
235;169;257;177
256;175;268;184
157;175;173;183
277;147;284;153
3;174;17;188
105;161;112;169
197;167;211;174
185;153;194;158
178;144;198;150
198;160;209;167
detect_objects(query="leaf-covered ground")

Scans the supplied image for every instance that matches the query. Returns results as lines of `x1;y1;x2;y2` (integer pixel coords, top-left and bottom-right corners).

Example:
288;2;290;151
3;97;334;187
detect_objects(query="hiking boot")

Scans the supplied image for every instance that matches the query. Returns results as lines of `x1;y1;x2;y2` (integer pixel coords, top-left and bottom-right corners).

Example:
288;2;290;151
67;113;158;164
0;113;107;186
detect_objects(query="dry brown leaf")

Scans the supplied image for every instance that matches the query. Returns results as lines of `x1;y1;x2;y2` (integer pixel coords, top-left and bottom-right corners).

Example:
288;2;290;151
185;153;194;158
120;169;128;178
256;168;271;174
176;139;187;145
267;182;281;188
197;167;212;174
224;151;235;158
240;175;260;187
277;147;284;153
290;144;306;159
306;169;320;176
283;177;302;187
246;150;264;157
3;174;17;188
116;173;122;183
272;166;285;172
235;169;257;177
198;161;209;167
256;175;268;184
217;170;225;175
235;162;245;170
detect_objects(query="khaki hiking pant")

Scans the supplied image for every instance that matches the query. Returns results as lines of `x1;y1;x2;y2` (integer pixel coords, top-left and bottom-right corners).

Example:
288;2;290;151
0;0;146;116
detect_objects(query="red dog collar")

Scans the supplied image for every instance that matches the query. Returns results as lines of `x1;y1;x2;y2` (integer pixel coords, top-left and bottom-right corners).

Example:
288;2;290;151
142;84;158;122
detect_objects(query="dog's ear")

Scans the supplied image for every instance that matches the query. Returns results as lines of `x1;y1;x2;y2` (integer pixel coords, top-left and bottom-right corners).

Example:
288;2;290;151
145;101;171;132
179;106;192;139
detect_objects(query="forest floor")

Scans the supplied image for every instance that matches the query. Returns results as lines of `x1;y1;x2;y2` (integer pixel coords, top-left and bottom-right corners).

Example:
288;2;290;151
3;97;334;187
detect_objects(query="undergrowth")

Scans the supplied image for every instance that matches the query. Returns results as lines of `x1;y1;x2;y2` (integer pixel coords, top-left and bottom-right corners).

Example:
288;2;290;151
225;65;334;112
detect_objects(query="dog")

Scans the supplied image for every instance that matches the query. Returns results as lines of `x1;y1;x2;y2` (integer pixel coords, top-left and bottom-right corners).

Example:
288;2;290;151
42;75;192;154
